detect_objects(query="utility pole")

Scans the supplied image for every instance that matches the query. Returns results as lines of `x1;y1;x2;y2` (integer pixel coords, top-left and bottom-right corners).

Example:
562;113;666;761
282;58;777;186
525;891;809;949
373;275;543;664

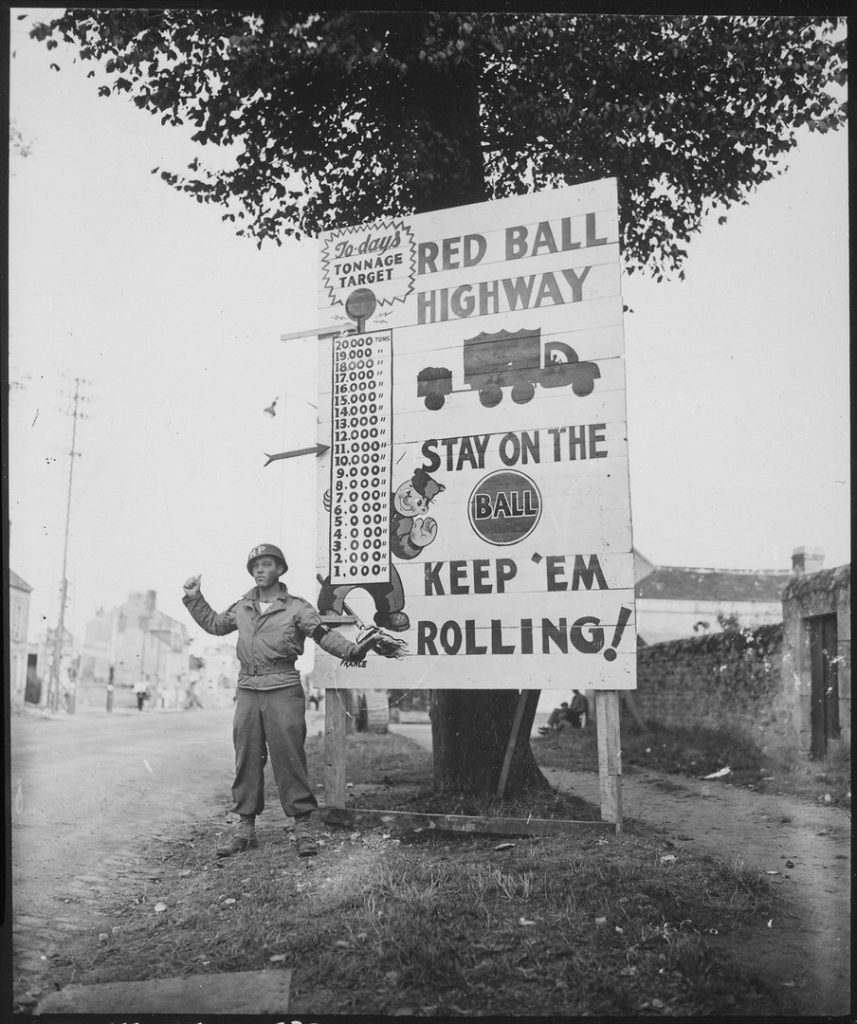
48;377;88;713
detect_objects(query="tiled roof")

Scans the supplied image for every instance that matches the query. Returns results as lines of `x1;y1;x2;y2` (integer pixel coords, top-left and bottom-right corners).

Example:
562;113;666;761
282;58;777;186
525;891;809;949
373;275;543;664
9;569;33;592
636;566;791;603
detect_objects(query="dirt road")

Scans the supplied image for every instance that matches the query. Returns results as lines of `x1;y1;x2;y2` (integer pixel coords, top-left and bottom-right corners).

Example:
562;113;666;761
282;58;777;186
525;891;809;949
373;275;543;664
9;704;238;1010
548;765;850;1016
392;721;851;1017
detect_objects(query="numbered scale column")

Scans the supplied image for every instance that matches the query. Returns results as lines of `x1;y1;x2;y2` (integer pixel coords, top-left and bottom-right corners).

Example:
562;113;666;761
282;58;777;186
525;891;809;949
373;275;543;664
329;330;393;585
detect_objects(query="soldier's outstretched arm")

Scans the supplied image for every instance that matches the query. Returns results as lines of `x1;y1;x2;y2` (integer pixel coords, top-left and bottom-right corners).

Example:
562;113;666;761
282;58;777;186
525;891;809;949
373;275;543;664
181;575;238;636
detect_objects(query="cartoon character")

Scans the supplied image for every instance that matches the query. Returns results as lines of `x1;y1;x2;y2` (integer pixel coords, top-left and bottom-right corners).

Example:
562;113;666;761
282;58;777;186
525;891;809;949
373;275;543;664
318;467;445;632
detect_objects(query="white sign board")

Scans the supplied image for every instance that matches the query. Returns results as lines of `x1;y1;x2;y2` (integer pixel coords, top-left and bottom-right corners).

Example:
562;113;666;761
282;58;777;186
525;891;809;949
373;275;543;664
315;178;636;690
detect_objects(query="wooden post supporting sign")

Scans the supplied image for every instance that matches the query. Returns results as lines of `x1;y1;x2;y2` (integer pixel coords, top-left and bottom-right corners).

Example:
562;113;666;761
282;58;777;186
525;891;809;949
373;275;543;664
496;690;541;801
324;688;347;809
595;690;623;831
495;690;529;800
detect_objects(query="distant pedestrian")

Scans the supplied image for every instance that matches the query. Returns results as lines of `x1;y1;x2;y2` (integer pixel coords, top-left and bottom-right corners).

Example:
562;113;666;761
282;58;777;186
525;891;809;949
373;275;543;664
184;676;203;710
106;666;115;713
60;658;77;713
182;543;397;859
133;679;147;712
569;689;589;729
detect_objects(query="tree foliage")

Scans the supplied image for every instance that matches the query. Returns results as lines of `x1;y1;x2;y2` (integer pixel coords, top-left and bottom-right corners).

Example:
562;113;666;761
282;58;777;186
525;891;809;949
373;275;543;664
31;11;846;278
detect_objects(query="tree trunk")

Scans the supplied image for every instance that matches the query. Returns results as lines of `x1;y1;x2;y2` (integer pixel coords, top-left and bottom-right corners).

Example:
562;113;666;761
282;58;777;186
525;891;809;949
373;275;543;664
402;42;488;211
430;689;550;798
411;47;549;801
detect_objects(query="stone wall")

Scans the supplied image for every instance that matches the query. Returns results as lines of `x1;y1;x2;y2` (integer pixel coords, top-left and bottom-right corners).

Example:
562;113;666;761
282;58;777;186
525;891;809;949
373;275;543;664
634;624;794;752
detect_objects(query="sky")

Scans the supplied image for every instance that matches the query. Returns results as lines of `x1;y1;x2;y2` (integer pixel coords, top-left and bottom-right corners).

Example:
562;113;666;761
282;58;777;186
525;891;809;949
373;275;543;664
7;13;851;654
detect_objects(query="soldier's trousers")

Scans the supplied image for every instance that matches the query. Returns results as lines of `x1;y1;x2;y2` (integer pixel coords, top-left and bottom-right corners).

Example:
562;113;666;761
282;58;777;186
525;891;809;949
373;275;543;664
230;685;317;819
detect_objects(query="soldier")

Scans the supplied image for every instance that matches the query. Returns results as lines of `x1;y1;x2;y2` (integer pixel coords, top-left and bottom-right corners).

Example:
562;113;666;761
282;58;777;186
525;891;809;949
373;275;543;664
183;543;387;858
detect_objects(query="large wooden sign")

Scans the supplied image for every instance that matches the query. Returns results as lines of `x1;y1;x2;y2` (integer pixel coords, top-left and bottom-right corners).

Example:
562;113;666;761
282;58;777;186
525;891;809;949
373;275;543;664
315;178;636;691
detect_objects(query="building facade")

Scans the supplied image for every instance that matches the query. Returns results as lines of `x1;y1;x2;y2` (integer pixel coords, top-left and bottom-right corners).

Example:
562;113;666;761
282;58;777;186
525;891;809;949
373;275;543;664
8;569;33;707
196;641;241;708
780;556;851;758
79;591;191;709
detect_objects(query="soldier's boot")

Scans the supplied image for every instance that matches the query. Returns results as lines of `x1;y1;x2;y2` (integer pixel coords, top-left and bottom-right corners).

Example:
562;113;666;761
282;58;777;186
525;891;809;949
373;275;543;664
216;814;259;858
294;814;318;858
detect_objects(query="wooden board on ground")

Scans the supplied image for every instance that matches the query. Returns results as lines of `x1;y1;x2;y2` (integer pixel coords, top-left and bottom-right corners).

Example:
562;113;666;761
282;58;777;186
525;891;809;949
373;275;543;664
319;805;617;838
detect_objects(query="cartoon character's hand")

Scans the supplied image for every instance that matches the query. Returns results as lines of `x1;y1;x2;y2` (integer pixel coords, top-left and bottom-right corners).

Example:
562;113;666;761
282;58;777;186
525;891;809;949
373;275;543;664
323;490;331;512
410;517;438;547
352;626;408;661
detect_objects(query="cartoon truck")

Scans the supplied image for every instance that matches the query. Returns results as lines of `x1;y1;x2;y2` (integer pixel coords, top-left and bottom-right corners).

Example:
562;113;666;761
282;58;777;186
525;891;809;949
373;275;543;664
417;328;600;410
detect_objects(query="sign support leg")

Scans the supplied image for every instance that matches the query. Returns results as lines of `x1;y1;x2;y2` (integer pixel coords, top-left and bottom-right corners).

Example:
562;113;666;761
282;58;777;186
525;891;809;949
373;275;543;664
595;690;623;833
496;690;532;800
324;688;347;809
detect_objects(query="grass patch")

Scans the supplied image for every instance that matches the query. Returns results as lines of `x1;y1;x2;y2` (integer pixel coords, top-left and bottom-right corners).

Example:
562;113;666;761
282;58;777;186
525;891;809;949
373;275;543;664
50;819;780;1016
531;722;600;773
533;721;852;809
759;736;852;807
38;732;786;1017
307;730;600;820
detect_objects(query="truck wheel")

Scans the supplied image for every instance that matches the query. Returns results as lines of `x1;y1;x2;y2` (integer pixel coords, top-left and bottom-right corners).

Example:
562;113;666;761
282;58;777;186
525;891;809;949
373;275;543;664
511;382;535;404
425;393;445;411
479;384;503;407
572;378;595;397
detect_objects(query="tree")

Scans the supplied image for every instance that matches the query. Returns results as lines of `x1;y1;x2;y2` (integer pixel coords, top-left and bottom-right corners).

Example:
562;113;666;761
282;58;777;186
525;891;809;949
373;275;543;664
30;11;846;797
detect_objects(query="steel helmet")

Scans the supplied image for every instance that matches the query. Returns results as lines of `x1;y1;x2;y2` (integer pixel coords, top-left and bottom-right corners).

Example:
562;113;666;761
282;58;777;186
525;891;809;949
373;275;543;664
246;543;288;575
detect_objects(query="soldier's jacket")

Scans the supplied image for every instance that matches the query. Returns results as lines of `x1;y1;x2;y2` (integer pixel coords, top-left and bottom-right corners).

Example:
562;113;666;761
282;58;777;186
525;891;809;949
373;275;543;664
183;583;358;690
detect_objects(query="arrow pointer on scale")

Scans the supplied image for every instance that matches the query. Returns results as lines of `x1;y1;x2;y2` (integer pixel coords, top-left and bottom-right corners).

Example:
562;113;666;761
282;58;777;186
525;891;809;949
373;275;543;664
264;443;330;467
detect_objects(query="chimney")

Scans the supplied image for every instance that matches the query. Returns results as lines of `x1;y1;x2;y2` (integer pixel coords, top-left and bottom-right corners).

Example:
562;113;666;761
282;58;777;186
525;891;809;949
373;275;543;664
791;547;824;575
